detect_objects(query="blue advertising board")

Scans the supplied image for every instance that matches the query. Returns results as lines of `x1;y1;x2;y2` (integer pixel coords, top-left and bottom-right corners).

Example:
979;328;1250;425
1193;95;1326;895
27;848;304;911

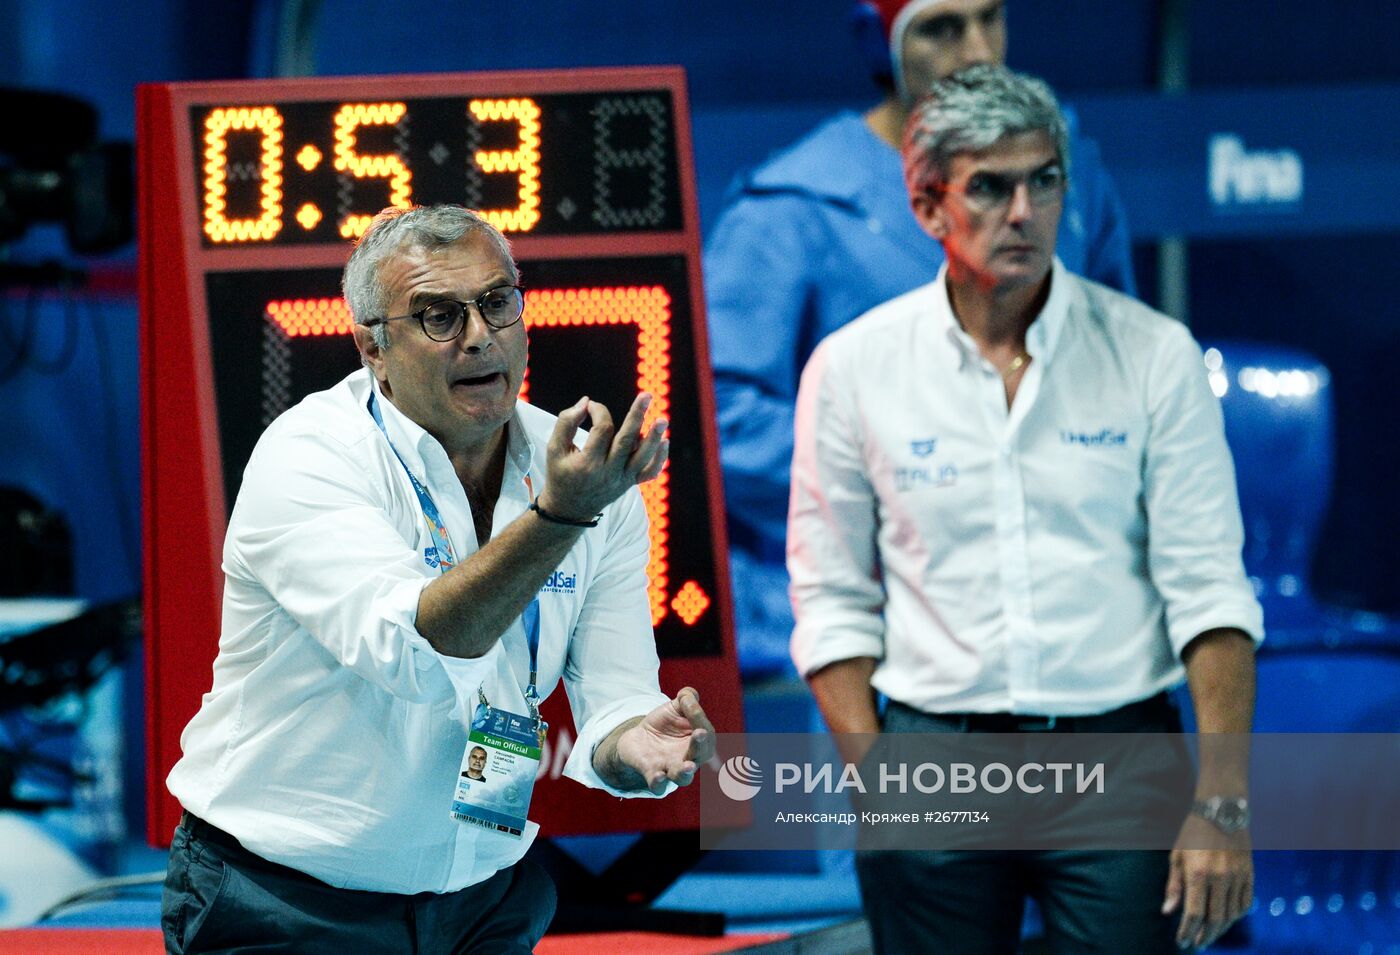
1074;85;1400;239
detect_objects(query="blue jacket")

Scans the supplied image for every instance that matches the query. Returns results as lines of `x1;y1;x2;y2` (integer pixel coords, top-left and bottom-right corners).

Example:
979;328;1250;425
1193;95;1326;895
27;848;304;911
704;110;1136;676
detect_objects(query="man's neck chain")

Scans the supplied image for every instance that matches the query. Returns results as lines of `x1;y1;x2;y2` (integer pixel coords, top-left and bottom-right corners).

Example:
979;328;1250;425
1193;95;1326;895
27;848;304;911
1002;353;1031;380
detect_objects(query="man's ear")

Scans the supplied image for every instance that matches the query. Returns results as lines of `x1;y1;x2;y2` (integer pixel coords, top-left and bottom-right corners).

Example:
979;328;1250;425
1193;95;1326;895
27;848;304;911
352;323;388;382
911;191;948;240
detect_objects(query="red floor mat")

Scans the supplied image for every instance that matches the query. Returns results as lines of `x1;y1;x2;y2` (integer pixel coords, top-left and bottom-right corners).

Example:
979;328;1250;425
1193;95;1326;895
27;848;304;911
0;929;789;954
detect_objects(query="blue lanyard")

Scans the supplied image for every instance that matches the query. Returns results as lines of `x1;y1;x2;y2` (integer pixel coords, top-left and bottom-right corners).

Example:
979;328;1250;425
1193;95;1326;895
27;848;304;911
521;597;542;719
369;391;458;572
368;390;541;721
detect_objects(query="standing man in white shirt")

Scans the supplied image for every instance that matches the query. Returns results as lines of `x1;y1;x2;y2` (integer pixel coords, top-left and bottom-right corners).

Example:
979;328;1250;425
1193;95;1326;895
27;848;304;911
788;66;1261;953
708;0;1137;677
161;204;715;954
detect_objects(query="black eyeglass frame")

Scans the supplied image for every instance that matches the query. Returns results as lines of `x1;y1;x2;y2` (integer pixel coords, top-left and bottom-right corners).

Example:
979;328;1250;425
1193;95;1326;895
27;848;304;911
924;164;1067;212
361;284;526;341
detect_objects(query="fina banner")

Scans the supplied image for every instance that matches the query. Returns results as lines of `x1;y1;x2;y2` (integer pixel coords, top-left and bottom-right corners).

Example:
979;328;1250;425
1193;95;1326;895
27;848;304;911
1072;85;1400;239
698;733;1400;852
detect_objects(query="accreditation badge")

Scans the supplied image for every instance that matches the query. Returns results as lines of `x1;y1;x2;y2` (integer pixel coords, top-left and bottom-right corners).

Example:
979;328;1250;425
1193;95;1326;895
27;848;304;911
450;702;543;838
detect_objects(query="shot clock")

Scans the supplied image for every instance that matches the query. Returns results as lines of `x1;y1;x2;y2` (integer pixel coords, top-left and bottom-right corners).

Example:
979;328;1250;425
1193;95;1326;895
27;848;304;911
195;92;684;244
139;68;740;844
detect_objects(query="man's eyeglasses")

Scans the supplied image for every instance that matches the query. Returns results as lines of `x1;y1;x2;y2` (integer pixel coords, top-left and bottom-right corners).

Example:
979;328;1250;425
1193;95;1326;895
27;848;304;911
930;164;1065;213
363;284;525;342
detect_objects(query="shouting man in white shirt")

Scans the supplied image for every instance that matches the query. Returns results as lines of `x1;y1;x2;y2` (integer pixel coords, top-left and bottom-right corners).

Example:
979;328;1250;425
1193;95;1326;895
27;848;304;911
161;204;715;954
788;66;1261;953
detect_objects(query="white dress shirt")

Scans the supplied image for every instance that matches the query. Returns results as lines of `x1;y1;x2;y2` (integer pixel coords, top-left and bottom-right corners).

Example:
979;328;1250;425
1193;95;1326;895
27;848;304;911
167;369;668;894
789;261;1263;716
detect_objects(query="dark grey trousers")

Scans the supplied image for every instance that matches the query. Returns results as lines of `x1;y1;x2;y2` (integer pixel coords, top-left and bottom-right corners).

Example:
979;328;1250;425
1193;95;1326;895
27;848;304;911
161;816;556;954
856;696;1185;954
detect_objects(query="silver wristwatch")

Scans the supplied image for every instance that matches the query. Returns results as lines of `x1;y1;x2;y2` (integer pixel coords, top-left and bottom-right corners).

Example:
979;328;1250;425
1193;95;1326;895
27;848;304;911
1191;796;1250;834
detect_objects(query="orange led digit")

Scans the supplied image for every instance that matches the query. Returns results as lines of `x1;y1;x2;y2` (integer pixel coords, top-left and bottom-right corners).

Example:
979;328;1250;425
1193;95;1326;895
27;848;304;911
333;102;413;239
467;98;542;233
520;286;682;625
202;106;285;243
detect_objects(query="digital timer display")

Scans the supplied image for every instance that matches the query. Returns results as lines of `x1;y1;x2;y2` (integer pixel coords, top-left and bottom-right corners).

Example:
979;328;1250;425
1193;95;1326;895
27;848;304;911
139;67;739;845
194;92;683;244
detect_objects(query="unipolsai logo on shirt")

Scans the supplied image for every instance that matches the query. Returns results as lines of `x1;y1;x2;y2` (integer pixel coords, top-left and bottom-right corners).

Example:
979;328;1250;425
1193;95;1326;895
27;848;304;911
540;570;577;595
1060;428;1129;448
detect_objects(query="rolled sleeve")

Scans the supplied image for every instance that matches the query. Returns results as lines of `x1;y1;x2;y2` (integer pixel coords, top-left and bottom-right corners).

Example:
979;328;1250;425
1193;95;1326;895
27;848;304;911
560;487;671;798
1143;325;1266;657
788;341;887;678
227;424;459;702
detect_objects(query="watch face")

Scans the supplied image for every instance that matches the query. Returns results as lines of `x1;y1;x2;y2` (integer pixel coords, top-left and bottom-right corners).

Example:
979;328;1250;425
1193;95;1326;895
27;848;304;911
1194;797;1250;833
1215;800;1249;832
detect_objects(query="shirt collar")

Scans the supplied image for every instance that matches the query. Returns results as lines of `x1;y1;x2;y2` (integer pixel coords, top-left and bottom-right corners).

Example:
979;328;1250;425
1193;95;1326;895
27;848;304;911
934;257;1071;372
365;372;535;484
1026;258;1071;363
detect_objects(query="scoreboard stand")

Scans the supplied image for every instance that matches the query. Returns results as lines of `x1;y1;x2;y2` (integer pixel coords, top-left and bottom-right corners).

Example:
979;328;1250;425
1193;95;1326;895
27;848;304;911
137;67;743;891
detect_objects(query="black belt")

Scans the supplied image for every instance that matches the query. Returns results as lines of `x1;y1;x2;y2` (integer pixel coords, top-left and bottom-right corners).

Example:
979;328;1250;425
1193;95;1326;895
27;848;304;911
180;811;248;854
894;691;1174;733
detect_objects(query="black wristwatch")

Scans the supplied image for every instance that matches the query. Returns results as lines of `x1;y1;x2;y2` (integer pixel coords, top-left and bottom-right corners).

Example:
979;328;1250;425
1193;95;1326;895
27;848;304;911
1191;796;1250;834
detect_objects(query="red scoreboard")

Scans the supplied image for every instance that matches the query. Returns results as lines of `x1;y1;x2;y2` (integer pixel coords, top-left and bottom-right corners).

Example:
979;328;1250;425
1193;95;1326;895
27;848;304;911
138;68;740;844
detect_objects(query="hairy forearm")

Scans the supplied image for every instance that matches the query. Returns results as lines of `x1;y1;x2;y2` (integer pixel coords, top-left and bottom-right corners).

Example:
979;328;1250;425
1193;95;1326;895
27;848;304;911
807;657;881;735
415;510;584;658
1182;628;1256;796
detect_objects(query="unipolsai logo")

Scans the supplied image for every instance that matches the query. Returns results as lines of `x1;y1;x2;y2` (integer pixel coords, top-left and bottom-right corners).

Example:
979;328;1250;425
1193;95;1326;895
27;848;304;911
717;755;764;801
541;570;576;594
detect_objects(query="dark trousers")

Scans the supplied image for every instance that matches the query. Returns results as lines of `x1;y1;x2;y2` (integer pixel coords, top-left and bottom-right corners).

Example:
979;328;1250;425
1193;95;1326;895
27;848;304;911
856;695;1183;955
161;814;556;954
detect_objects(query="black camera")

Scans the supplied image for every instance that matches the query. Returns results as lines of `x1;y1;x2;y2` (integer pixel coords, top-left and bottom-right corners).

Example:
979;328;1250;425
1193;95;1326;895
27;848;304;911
0;87;132;253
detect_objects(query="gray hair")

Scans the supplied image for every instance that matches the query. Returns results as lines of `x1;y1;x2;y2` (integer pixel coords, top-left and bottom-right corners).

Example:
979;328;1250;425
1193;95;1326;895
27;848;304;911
342;205;517;351
901;64;1071;199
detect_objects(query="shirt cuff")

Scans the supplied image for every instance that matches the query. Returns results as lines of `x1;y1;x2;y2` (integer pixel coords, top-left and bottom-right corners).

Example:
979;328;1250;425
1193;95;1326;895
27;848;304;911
402;575;500;724
564;691;674;799
790;625;885;680
368;576;462;702
1166;599;1266;660
389;576;444;671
